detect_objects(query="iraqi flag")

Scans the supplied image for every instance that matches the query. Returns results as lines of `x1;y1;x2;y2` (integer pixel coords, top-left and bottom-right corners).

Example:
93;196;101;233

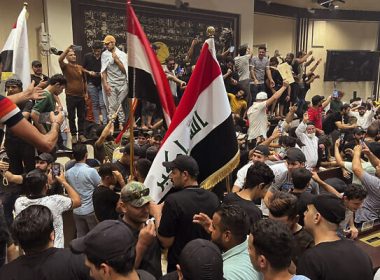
145;36;239;202
126;2;176;127
1;6;30;87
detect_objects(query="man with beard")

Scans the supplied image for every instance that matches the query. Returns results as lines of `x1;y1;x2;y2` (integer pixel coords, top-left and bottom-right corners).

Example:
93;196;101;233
30;60;49;86
83;41;108;125
153;155;220;272
349;102;375;130
59;46;88;144
296;113;319;170
163;56;186;105
307;95;331;134
194;204;260;280
228;88;247;118
119;181;162;279
101;35;128;130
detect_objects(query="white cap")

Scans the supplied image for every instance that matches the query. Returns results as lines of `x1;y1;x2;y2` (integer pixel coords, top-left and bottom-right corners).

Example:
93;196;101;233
256;92;268;100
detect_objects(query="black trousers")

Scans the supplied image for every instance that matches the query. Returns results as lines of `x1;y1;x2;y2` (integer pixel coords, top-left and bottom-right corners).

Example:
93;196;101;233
4;139;35;175
66;95;85;136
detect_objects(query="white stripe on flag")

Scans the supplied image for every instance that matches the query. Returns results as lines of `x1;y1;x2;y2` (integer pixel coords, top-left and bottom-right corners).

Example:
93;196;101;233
145;76;230;202
127;33;154;79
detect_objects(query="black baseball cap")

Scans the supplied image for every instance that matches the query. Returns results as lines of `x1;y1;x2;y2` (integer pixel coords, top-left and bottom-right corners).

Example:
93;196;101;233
70;220;135;259
253;145;270;156
311;194;346;224
32;60;42;67
35;153;54;164
179;239;223;280
284;148;306;163
353;127;366;135
162;154;199;177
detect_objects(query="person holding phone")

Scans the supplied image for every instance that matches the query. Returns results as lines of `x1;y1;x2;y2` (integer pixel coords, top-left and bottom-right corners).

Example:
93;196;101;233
59;45;89;145
14;169;81;248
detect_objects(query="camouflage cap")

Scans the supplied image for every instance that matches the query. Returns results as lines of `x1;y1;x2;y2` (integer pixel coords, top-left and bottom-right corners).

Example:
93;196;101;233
121;181;152;207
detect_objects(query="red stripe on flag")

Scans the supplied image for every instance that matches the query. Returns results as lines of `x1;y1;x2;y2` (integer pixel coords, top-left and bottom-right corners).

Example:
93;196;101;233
127;3;176;124
162;41;221;144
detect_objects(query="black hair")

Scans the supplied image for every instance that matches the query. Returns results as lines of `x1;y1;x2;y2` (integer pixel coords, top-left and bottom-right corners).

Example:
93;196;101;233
279;136;296;148
98;163;116;178
238;44;248;56
269;57;278;65
292;168;312;190
25;169;48;196
48;74;67;86
86;247;136;275
73;143;87;161
11;205;54;253
341;104;351;111
258;46;267;52
146;146;158;162
165;56;175;64
5;78;23;90
269;192;298;221
92;41;103;49
225;56;234;64
216;204;249;244
244;161;275;189
135;159;152;180
366;124;378;138
296;50;305;58
343;184;367;200
250;219;294;271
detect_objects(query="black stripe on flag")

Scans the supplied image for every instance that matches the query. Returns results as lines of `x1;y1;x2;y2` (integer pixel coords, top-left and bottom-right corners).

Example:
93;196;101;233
128;67;160;105
190;115;238;184
0;50;13;72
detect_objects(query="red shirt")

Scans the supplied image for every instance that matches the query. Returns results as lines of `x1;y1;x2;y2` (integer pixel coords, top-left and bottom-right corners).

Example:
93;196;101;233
307;106;323;130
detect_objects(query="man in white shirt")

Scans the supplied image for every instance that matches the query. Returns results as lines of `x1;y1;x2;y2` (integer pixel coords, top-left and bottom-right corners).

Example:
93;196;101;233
349;103;375;130
162;56;186;104
295;113;319;170
247;81;288;144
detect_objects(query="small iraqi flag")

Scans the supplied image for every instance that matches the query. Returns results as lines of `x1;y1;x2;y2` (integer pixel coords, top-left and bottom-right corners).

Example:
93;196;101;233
1;6;30;87
145;35;239;202
126;1;176;127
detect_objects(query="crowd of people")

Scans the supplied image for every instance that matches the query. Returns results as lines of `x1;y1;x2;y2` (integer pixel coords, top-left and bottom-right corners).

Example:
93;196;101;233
0;31;379;280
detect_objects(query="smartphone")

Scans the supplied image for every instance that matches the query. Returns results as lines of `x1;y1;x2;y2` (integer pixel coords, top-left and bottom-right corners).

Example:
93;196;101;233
360;139;365;147
339;133;345;144
72;45;82;52
332;90;339;98
229;46;235;53
51;163;61;177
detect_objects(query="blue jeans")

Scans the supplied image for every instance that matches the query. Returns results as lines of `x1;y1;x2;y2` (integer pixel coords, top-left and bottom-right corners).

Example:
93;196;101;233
87;83;108;124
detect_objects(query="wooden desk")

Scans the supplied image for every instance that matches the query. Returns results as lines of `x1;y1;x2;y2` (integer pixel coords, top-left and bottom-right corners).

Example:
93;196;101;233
355;225;380;270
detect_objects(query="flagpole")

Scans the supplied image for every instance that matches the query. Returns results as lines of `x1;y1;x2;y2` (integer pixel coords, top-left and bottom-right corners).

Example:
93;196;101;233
127;0;135;179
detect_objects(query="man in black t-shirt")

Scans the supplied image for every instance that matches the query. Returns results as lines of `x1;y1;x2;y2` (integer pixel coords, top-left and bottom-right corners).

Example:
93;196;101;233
0;205;90;280
322;104;356;135
268;191;314;268
119;181;162;279
155;155;220;272
297;194;373;280
224;161;274;224
30;60;49;86
83;41;108;125
92;163;123;222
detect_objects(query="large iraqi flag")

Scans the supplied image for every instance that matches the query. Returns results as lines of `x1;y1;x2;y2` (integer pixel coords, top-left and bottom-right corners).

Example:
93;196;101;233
0;6;30;87
145;36;239;202
126;2;176;127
